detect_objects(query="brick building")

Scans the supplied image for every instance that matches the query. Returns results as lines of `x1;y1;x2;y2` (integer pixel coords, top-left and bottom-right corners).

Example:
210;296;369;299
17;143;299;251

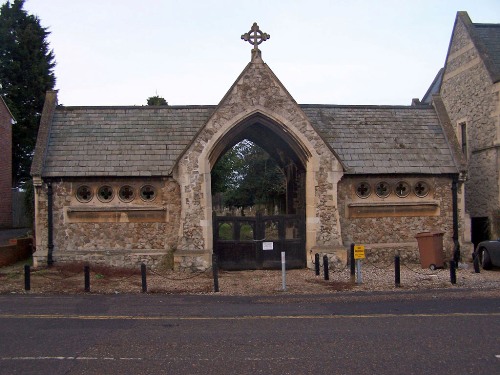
0;97;14;228
427;12;500;246
31;23;471;270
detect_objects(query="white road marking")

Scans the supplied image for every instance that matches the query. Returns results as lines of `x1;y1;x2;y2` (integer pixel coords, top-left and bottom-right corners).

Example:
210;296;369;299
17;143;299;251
1;312;499;321
0;356;142;361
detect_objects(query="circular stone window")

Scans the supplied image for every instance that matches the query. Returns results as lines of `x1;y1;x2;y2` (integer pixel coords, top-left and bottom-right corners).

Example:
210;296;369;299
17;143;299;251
118;185;135;202
394;181;410;198
375;181;390;198
97;185;114;202
414;181;430;198
76;185;93;203
355;182;371;198
140;185;156;201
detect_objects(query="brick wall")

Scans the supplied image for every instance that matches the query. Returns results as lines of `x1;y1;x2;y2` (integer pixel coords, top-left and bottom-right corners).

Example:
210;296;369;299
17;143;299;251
0;100;13;228
440;14;500;231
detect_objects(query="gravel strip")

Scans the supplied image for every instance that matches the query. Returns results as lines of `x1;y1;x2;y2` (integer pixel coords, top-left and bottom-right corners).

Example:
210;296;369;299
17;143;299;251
0;261;498;297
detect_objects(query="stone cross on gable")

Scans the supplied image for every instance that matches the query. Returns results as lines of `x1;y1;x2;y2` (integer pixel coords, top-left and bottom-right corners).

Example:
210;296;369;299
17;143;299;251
241;22;270;52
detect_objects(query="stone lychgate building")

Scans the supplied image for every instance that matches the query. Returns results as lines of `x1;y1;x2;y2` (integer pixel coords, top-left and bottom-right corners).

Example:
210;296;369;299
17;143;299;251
31;23;471;270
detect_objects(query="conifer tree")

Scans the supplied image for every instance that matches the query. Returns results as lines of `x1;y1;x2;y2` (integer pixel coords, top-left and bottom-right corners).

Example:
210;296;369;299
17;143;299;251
0;0;56;186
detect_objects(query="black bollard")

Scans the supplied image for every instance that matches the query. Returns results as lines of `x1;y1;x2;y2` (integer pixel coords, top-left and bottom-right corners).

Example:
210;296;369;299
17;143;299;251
141;263;147;293
449;260;457;285
24;264;30;291
84;265;90;292
315;253;320;276
323;255;329;281
394;255;401;287
350;243;355;282
473;252;480;273
212;253;219;293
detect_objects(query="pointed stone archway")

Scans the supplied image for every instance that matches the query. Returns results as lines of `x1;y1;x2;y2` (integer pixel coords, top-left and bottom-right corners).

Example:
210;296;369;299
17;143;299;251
210;113;308;269
173;54;344;270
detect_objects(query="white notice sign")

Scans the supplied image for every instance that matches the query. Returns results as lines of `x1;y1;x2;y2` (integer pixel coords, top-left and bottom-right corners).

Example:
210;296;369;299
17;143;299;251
263;242;274;250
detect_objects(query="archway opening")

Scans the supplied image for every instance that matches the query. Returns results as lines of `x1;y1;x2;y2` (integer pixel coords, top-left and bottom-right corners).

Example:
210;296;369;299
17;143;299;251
212;139;289;216
209;114;309;269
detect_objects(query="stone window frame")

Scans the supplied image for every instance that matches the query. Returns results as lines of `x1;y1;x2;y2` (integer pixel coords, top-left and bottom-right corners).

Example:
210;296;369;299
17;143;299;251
97;185;115;203
375;181;391;198
76;185;93;203
355;181;371;199
140;184;157;202
394;181;410;198
118;185;135;202
414;181;430;198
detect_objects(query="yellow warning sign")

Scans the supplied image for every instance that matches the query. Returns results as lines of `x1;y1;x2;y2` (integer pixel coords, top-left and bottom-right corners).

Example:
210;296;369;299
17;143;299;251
354;245;365;259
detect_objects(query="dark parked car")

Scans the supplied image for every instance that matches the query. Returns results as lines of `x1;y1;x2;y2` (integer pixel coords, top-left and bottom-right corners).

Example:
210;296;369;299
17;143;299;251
475;240;500;269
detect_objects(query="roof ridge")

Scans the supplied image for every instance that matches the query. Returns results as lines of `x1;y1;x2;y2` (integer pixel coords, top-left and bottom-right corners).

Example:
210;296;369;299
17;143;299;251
299;104;433;109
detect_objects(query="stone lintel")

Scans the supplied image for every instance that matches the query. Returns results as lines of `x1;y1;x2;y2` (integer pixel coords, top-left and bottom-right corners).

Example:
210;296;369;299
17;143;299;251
347;201;440;218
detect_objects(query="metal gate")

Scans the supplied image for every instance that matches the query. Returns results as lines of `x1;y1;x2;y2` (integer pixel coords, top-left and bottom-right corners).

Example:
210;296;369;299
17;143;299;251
213;213;306;270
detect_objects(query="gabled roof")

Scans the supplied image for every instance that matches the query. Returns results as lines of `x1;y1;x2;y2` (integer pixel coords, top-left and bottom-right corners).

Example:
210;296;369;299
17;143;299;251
41;105;215;177
301;104;458;175
37;100;459;177
457;11;500;83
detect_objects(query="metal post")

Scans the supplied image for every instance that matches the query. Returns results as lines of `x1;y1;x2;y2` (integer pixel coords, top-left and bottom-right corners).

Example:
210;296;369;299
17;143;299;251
356;259;363;284
281;251;286;291
350;243;355;282
84;265;90;292
394;255;401;287
212;253;219;293
451;177;461;264
449;260;457;285
473;251;480;273
141;263;147;293
24;264;30;291
47;181;54;267
314;253;320;276
323;255;329;280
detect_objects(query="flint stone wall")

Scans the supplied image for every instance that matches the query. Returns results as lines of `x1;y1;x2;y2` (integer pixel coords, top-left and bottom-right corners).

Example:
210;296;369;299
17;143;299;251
440;15;500;221
33;177;181;268
338;175;457;262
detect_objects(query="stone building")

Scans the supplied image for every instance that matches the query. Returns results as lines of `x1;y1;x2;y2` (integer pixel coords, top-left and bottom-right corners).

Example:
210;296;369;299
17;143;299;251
0;97;14;228
31;24;470;270
427;12;500;246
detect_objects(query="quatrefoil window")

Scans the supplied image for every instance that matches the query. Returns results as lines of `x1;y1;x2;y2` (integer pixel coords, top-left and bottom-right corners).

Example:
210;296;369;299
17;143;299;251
414;181;430;198
395;181;410;198
375;181;390;198
97;185;114;202
118;185;135;202
140;185;156;201
355;182;371;198
76;185;93;203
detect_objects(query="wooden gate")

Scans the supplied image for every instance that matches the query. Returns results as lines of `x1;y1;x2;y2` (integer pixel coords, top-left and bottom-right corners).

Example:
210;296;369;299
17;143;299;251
213;213;305;270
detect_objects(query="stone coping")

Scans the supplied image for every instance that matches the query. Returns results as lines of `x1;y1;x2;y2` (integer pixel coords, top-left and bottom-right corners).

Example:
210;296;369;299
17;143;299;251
67;206;166;212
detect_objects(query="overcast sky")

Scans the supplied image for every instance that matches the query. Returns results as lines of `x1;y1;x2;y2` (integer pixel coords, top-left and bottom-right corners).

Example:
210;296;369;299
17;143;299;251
23;0;500;107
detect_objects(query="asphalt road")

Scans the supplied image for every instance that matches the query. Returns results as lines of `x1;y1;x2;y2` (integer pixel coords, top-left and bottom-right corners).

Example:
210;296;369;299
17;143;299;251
0;290;498;375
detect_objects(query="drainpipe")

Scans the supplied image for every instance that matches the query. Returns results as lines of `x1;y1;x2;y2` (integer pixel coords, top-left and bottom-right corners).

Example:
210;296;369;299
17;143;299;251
46;180;54;266
451;175;460;265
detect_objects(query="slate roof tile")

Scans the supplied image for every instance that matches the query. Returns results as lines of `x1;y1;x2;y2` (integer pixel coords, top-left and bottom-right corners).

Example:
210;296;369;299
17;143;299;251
301;104;458;175
41;103;458;177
